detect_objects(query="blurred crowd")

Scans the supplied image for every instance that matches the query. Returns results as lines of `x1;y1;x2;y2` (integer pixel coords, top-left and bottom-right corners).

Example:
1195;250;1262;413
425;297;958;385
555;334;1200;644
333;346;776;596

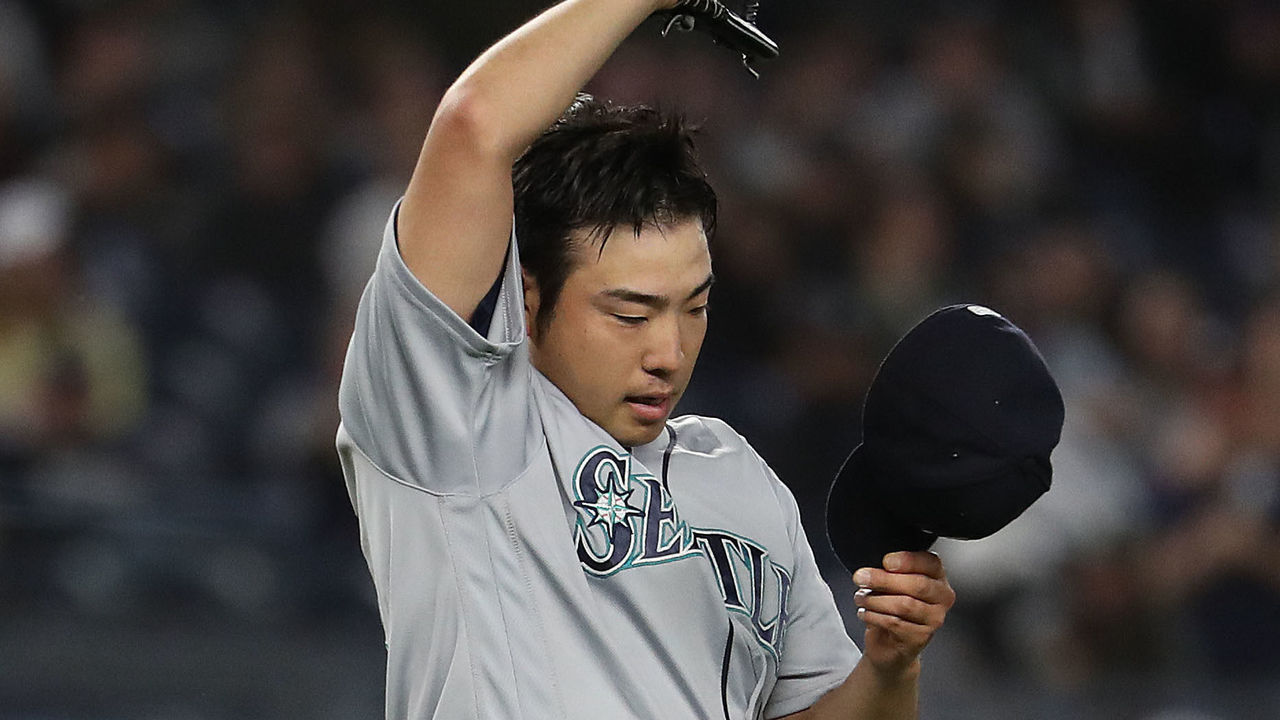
2;0;1279;717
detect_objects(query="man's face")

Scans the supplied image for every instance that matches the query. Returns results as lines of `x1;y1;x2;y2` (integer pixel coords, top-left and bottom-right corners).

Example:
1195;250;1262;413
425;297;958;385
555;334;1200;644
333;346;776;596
526;219;712;447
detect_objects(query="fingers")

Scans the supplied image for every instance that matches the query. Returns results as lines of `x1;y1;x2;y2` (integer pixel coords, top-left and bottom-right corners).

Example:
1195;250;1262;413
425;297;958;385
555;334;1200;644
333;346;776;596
856;607;938;644
854;554;955;607
852;550;956;633
854;587;948;628
882;550;945;578
853;551;956;674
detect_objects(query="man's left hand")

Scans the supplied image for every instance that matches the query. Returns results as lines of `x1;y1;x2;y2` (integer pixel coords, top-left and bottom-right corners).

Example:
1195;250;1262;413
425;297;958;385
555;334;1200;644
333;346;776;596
852;551;956;679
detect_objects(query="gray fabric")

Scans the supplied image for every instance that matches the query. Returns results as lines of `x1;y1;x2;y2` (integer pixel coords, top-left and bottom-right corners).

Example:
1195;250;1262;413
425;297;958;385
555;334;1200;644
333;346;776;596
337;203;860;719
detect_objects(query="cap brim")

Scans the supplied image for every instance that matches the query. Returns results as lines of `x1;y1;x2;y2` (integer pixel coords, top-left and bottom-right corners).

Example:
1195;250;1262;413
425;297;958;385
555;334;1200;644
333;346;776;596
826;445;938;574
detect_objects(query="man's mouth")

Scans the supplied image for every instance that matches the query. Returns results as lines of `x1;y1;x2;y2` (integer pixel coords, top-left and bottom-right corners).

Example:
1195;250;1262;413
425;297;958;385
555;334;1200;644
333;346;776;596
625;394;672;422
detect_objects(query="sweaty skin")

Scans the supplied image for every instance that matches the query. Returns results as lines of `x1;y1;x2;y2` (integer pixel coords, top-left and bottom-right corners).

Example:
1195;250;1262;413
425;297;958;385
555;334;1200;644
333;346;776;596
525;220;713;447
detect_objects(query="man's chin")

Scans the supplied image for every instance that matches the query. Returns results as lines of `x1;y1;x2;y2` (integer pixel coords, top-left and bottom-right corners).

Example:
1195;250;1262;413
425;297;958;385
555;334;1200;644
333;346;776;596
608;418;668;448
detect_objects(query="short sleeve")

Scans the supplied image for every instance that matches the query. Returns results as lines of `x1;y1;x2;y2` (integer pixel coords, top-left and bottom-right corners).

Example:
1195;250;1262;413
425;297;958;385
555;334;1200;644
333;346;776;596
337;201;538;495
764;477;861;718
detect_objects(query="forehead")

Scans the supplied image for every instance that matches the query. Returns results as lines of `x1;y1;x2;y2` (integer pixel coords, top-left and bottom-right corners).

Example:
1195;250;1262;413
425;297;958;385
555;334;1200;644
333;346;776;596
568;220;711;290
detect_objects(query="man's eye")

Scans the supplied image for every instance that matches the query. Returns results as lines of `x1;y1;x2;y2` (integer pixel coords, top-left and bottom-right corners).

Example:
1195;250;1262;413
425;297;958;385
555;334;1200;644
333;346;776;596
689;304;709;317
613;314;646;326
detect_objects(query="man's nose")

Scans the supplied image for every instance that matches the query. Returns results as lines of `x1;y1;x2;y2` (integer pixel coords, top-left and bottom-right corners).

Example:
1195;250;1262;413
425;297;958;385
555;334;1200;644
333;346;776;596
643;316;684;375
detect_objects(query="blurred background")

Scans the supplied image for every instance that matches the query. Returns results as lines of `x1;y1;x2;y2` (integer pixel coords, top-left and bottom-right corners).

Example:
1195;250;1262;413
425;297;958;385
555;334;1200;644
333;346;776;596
1;0;1278;717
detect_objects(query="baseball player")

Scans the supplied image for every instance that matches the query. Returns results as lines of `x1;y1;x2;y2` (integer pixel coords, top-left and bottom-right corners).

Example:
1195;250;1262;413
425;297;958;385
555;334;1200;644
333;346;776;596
336;1;955;718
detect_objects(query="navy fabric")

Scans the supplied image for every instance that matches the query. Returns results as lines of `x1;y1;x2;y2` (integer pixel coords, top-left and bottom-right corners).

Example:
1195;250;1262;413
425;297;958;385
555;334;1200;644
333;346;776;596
468;249;509;336
826;304;1065;573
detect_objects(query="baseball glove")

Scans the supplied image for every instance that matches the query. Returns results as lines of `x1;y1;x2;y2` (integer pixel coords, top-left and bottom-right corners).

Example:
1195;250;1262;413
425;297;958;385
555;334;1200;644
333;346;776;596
656;0;779;76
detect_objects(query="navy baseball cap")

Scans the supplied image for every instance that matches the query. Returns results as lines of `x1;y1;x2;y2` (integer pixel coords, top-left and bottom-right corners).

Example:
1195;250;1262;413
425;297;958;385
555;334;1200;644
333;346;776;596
826;304;1065;573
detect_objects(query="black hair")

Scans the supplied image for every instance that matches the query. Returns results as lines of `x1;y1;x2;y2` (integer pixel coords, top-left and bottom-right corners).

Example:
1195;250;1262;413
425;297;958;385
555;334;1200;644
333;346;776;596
512;95;717;334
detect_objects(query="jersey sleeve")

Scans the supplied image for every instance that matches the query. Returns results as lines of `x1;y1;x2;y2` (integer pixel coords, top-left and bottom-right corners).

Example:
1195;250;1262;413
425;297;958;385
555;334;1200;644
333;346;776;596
337;201;538;495
764;471;862;719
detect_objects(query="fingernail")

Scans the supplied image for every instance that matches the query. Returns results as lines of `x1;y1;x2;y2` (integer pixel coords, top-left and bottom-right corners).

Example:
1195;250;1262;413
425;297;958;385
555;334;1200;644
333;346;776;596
884;554;901;571
854;569;871;586
854;587;872;604
857;607;866;620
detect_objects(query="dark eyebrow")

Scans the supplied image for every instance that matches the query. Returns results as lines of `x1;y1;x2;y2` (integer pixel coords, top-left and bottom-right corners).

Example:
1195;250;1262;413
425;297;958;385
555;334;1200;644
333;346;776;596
601;272;715;310
687;272;715;301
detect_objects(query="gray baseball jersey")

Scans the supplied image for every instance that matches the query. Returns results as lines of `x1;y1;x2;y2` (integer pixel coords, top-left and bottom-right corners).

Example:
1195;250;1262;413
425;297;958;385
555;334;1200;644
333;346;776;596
337;205;860;719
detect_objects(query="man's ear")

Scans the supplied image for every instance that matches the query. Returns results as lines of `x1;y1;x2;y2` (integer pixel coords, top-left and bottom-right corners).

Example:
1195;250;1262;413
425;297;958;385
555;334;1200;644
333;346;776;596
522;267;539;340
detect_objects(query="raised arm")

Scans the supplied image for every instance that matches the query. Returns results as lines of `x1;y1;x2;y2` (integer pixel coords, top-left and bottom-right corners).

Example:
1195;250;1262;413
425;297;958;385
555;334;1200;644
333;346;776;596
398;0;675;322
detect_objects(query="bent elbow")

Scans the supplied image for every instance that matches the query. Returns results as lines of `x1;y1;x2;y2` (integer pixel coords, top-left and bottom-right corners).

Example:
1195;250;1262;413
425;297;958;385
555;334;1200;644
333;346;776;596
430;85;517;162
